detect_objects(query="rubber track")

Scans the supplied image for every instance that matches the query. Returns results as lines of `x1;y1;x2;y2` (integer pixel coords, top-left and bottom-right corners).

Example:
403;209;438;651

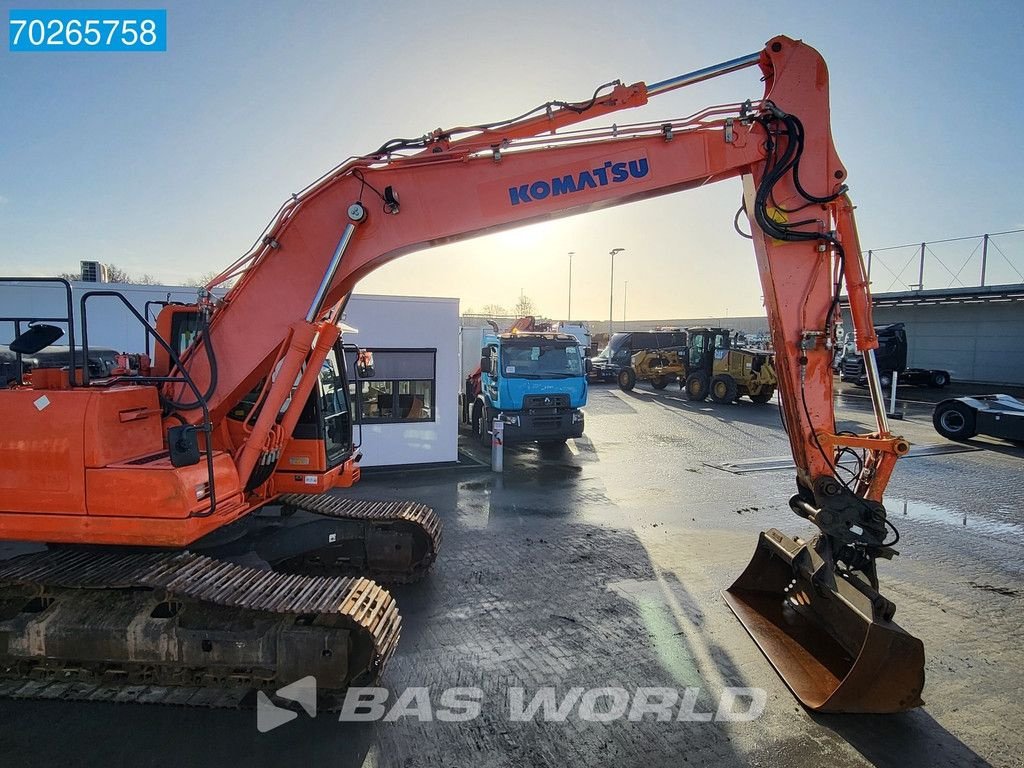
278;494;442;583
0;549;401;708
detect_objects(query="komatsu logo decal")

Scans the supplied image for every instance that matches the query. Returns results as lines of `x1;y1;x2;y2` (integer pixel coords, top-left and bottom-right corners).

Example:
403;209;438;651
508;158;650;206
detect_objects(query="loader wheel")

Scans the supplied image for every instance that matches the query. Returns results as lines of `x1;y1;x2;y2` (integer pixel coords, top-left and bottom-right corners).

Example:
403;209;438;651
617;368;637;391
749;387;775;404
651;376;668;390
929;371;949;388
933;400;976;441
684;373;709;401
710;374;738;404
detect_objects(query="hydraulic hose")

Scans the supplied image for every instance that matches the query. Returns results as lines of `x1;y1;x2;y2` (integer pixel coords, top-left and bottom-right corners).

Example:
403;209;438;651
161;311;219;412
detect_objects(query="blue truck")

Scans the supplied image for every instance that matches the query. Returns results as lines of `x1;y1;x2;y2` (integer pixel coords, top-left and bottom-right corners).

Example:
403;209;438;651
462;331;589;446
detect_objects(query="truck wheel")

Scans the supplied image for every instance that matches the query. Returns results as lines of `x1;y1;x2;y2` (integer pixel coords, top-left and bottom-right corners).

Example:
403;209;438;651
617;368;637;391
932;400;977;441
710;374;738;404
650;376;668;390
749;387;775;404
478;405;492;447
684;373;709;401
929;371;949;388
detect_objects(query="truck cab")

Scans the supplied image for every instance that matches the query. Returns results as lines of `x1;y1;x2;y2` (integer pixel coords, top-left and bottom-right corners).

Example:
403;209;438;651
466;331;588;445
839;322;950;388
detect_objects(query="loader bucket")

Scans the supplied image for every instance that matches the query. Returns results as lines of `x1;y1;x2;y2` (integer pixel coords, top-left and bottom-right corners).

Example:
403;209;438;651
724;529;925;713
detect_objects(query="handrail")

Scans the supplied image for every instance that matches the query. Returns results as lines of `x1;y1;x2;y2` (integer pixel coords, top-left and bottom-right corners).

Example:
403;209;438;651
80;290;217;518
0;277;76;387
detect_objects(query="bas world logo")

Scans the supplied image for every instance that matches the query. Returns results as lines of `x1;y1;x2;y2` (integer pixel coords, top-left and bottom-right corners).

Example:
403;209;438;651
256;683;765;731
257;676;318;732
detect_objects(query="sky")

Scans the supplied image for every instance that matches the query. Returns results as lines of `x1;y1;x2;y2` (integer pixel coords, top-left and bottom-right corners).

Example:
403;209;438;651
1;0;1022;321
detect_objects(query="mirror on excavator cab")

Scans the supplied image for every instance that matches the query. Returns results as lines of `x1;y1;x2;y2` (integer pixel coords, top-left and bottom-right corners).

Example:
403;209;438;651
356;349;375;379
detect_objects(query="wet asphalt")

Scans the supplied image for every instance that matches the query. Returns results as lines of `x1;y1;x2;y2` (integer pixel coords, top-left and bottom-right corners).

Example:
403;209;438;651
0;380;1020;767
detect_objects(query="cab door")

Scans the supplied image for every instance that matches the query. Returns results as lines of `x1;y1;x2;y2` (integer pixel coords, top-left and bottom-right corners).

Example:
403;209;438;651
275;341;355;492
319;343;354;468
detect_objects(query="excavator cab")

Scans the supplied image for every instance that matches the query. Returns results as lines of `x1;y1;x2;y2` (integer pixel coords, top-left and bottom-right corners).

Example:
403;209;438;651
155;304;362;495
273;341;360;493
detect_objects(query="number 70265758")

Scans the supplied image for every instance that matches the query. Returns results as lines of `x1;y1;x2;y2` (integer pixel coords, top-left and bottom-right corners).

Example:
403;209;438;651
9;10;166;52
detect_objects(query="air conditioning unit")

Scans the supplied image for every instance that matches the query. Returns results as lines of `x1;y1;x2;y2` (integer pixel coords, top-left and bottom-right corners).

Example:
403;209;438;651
80;261;108;283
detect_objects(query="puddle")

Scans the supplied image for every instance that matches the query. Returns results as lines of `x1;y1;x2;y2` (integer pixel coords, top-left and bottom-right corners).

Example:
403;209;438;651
889;498;1024;539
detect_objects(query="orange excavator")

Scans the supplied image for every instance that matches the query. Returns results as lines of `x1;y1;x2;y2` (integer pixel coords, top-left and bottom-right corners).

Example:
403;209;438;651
0;35;923;713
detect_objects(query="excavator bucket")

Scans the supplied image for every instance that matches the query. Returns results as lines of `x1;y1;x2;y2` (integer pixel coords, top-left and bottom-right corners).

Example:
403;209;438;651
724;529;925;713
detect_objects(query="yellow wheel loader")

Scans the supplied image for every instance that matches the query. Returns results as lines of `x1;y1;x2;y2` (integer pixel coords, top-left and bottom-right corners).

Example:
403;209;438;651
619;327;777;404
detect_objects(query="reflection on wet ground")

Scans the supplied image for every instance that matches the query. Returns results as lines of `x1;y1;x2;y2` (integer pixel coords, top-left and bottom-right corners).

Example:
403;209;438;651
890;497;1024;539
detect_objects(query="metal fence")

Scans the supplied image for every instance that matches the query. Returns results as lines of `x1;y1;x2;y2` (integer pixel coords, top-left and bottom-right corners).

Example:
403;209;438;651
863;229;1024;293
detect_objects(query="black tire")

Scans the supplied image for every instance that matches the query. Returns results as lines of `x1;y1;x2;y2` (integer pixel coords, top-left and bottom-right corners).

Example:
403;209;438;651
684;373;709;401
650;376;668;390
932;400;977;441
710;374;738;404
749;387;775;404
477;404;492;446
929;371;950;388
617;368;637;391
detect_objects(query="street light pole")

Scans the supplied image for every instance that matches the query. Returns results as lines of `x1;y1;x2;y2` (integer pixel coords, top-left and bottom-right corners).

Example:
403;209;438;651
608;248;624;337
567;251;574;321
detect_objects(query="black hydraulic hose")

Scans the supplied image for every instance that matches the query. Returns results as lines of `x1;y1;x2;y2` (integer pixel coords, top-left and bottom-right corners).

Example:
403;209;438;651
753;107;897;551
752;109;849;340
162;312;219;412
786;114;848;205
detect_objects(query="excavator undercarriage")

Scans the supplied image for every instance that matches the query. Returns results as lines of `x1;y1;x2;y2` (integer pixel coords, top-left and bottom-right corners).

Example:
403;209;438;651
0;549;400;707
0;496;441;707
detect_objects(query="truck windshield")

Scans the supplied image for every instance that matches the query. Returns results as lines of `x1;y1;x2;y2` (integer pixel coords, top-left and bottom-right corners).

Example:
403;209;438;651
597;333;629;360
502;342;582;378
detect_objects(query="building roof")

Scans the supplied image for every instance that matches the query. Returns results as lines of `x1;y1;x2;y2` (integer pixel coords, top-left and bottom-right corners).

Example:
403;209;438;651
840;283;1024;308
